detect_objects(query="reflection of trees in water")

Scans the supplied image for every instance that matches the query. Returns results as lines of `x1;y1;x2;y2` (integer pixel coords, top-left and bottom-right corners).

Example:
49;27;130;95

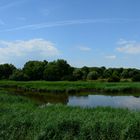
29;94;69;105
134;96;140;98
4;88;140;106
5;88;69;105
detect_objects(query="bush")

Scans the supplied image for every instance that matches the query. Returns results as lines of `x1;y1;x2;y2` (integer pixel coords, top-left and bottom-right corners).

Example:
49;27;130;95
132;74;140;82
72;69;83;80
0;64;16;79
61;75;76;81
87;71;99;80
108;72;120;82
108;76;120;82
9;69;29;81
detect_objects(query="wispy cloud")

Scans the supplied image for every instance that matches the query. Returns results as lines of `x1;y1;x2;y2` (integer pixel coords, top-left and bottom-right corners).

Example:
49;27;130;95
0;0;26;10
0;39;60;64
105;55;116;60
1;18;140;32
117;39;140;54
78;46;91;51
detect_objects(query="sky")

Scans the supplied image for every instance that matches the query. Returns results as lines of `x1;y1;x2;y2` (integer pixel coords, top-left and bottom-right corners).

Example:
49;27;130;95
0;0;140;68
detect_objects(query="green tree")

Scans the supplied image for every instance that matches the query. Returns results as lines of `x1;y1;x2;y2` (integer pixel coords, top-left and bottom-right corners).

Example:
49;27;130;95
43;59;73;81
108;72;120;82
87;71;99;80
43;62;59;81
129;69;140;78
0;64;16;79
81;66;89;80
73;69;83;80
132;73;140;82
121;69;129;79
23;60;47;80
55;59;73;79
103;68;113;78
9;69;29;81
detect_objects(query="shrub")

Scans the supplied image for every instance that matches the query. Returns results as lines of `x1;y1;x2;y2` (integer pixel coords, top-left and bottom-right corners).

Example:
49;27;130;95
9;69;29;81
72;69;83;80
132;73;140;82
108;76;120;82
108;72;120;82
87;71;99;80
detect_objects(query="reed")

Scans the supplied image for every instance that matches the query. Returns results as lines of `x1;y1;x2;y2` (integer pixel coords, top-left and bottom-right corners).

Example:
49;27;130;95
0;91;140;140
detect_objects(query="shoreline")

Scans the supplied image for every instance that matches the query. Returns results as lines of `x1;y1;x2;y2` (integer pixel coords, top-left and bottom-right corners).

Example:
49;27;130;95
0;81;140;94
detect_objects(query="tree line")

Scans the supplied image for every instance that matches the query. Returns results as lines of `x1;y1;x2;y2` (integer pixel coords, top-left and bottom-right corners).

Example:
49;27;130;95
0;59;140;82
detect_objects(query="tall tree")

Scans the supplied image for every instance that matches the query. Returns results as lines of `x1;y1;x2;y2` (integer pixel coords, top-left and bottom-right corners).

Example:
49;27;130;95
0;64;16;79
43;59;73;81
23;60;48;80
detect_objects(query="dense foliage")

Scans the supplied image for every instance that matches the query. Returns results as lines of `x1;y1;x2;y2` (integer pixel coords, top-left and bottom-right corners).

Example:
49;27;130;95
0;59;140;81
0;91;140;140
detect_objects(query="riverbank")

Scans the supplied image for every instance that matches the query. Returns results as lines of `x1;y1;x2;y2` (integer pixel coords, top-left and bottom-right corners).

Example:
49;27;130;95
0;81;140;94
0;90;140;140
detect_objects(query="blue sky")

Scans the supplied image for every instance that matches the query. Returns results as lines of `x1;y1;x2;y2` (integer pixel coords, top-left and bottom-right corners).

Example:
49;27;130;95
0;0;140;68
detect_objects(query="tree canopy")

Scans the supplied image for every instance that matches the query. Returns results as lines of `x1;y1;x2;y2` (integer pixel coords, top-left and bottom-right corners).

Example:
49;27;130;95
0;59;140;82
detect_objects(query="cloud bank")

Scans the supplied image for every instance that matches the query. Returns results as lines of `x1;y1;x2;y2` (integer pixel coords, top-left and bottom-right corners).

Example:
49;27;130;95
0;39;59;65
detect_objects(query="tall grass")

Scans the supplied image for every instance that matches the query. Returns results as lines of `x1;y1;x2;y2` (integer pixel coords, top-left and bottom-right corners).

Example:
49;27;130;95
0;80;140;94
0;90;140;140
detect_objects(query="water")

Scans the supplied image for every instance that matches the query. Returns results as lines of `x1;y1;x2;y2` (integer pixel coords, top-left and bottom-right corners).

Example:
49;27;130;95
5;89;140;110
67;95;140;110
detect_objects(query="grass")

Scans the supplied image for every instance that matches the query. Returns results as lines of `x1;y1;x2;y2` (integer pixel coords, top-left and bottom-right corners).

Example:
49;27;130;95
0;90;140;140
0;80;140;94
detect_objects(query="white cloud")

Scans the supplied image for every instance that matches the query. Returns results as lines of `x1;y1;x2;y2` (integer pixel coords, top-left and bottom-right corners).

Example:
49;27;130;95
117;39;140;54
0;39;60;65
105;55;116;60
78;46;91;51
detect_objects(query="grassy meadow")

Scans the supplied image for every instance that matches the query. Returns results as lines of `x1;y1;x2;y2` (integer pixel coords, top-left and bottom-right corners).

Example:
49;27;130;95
0;90;140;140
0;80;140;94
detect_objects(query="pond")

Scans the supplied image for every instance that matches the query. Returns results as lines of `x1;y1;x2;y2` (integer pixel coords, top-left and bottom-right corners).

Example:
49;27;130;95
68;95;140;110
4;89;140;110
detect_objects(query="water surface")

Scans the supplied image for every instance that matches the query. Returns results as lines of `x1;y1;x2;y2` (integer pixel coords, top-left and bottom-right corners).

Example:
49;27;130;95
68;95;140;110
4;89;140;110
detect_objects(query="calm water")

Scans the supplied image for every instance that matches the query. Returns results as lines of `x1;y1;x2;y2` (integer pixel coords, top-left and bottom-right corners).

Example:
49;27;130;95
67;95;140;110
5;89;140;110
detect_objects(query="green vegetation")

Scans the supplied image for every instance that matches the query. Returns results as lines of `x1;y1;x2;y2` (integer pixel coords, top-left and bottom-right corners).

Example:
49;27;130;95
0;91;140;140
0;81;140;94
132;73;140;82
87;71;99;80
0;59;140;81
1;59;140;139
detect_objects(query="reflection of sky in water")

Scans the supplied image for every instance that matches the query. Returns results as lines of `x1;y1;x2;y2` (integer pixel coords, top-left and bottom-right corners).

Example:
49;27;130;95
67;95;140;110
